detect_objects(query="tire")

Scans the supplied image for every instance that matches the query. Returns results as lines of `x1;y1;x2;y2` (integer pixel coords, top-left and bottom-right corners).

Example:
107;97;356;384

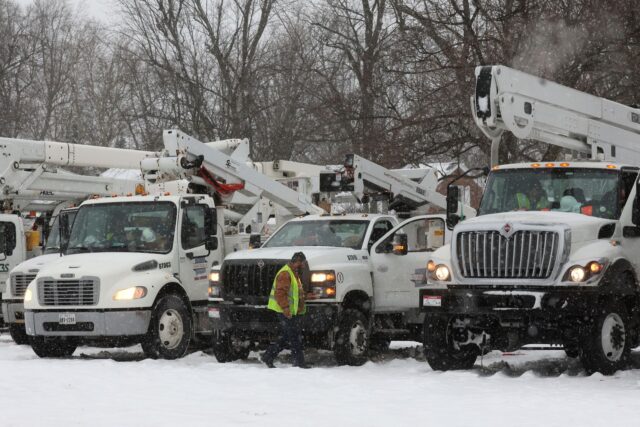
423;315;478;371
9;324;29;345
211;331;250;363
29;336;77;358
142;294;192;360
334;309;370;366
580;301;631;375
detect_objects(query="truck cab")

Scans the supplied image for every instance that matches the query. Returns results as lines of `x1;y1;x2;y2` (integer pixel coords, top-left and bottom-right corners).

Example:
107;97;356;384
208;213;451;365
0;215;23;300
3;208;77;344
421;162;640;374
23;194;219;359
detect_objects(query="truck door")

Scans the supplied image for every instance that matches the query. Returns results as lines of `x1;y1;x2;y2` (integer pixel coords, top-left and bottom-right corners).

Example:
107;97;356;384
177;201;219;303
370;216;446;311
0;216;24;295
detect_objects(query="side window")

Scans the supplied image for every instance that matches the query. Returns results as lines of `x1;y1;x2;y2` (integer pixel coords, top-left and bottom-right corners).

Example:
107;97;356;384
380;218;445;253
181;205;207;249
620;170;638;210
0;222;17;253
368;220;393;247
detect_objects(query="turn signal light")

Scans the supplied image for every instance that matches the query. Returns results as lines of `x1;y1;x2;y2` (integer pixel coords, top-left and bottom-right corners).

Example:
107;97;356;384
589;262;603;274
427;260;437;272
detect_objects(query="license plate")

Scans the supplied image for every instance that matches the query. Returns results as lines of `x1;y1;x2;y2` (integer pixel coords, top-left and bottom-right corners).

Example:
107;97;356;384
207;308;220;319
423;295;442;307
58;313;76;325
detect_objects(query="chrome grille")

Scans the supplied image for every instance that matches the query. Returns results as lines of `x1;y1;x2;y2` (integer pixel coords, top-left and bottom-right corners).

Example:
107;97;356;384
456;230;559;279
11;273;37;297
38;279;99;306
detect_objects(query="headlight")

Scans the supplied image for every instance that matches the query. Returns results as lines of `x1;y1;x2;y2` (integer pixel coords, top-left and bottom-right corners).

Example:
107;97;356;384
569;266;586;282
564;261;605;283
209;271;220;283
310;270;336;299
435;265;451;282
113;286;147;300
311;271;336;283
24;288;32;303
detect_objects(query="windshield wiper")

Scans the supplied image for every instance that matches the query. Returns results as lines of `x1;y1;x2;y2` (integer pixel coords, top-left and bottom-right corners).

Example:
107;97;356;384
67;245;92;253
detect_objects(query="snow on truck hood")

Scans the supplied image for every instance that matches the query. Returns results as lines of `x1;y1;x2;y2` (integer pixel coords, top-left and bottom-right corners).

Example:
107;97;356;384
224;246;360;266
36;252;161;279
13;253;62;272
461;211;614;244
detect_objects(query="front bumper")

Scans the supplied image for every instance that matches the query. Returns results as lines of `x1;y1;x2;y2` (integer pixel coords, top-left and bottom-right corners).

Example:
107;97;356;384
2;300;25;324
419;285;611;348
25;309;151;337
208;301;339;339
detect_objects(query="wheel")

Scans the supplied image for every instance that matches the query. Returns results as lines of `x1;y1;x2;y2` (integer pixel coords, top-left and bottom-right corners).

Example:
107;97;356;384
334;309;370;366
211;331;250;363
423;315;478;371
9;324;29;345
580;301;631;375
29;336;77;358
142;294;192;360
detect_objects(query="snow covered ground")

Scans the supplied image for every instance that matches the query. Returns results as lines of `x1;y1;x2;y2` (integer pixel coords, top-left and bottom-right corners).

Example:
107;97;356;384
1;334;640;427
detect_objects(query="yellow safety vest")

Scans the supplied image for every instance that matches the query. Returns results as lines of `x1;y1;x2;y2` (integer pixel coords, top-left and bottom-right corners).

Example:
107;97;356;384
267;265;305;316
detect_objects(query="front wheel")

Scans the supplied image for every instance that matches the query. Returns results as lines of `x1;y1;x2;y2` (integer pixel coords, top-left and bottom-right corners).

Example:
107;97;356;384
334;309;370;366
580;302;631;375
142;295;192;360
211;331;250;363
29;336;77;358
423;316;478;371
9;324;29;345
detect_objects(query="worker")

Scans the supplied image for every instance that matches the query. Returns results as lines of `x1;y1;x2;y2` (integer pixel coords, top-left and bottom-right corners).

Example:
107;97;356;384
261;252;312;368
515;179;549;210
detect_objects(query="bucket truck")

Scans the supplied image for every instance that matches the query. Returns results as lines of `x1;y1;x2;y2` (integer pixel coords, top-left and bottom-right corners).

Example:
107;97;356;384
420;65;640;375
0;137;147;324
207;154;477;366
22;130;325;359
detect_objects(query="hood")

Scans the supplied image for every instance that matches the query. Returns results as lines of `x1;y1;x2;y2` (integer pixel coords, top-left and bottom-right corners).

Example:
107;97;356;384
462;211;613;244
224;246;359;268
12;253;62;273
37;252;162;281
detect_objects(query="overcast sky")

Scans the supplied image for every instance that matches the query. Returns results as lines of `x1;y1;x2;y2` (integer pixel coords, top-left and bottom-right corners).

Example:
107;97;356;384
13;0;115;21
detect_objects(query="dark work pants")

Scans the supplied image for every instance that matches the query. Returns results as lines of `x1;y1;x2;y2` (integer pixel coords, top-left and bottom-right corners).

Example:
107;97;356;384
263;314;305;366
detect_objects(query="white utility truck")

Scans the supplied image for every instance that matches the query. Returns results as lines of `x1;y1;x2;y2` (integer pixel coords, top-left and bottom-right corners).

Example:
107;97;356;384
23;130;325;358
207;156;477;365
2;208;77;344
420;65;640;375
0;137;146;320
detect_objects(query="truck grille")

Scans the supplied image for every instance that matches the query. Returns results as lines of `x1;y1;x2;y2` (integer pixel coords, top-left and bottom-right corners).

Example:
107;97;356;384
222;260;286;299
456;230;559;279
37;279;99;306
11;273;37;297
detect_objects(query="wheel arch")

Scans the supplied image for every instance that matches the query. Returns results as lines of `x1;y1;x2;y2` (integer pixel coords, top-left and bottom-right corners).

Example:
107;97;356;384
341;290;372;316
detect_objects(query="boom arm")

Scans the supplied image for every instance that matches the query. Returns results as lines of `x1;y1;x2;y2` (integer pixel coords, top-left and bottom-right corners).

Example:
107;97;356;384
140;130;324;216
472;65;640;166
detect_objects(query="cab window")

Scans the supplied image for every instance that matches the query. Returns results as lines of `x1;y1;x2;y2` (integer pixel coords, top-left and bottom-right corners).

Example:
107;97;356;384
368;220;394;249
181;205;207;249
377;218;445;253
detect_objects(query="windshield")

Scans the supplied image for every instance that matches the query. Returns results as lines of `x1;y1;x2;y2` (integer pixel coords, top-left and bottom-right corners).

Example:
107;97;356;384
479;168;624;219
66;202;176;254
44;211;77;254
264;220;369;249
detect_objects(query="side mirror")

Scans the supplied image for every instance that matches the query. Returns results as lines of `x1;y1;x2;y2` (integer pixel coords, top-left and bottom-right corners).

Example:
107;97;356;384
446;185;461;229
392;233;408;256
205;236;218;251
205;207;218;236
249;234;261;249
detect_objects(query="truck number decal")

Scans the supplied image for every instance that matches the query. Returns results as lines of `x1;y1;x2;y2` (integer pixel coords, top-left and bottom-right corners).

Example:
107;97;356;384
0;264;9;273
347;255;358;261
159;262;171;269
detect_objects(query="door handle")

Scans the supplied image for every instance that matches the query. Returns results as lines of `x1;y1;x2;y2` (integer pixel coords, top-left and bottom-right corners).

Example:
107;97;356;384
377;265;388;272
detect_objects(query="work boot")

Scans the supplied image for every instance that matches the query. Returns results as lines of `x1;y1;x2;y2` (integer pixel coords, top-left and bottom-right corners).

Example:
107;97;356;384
294;363;311;369
260;354;275;368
